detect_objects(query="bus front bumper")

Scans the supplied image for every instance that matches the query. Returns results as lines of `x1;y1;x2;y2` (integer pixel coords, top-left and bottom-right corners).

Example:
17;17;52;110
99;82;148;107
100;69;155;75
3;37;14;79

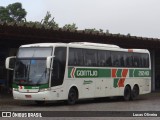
13;91;57;101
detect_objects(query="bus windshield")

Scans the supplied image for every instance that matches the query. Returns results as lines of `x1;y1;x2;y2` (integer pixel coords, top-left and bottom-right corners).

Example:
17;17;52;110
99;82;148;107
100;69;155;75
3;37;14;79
14;59;49;85
13;47;53;85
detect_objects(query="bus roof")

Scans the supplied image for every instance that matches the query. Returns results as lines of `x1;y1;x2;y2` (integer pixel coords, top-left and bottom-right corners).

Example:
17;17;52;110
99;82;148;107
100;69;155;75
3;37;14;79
20;43;67;47
20;42;149;53
69;42;120;48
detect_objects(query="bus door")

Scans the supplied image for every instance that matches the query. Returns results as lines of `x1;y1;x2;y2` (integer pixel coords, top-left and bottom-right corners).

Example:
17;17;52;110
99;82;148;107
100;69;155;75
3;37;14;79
51;47;66;88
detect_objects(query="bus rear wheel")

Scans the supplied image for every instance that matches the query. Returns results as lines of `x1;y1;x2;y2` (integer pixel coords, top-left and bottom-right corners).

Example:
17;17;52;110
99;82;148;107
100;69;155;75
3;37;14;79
131;85;139;100
123;86;131;101
67;88;78;105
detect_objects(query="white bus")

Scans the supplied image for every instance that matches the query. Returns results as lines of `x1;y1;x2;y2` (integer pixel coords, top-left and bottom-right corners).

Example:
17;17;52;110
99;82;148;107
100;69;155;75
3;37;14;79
6;42;151;105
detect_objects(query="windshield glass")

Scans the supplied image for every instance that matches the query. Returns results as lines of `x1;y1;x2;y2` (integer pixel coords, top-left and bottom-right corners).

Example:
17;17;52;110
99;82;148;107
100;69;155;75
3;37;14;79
14;59;49;85
14;47;53;85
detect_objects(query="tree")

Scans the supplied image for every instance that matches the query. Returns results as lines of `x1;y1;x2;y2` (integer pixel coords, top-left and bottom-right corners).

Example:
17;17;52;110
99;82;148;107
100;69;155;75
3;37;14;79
41;11;59;29
63;23;78;30
0;2;27;22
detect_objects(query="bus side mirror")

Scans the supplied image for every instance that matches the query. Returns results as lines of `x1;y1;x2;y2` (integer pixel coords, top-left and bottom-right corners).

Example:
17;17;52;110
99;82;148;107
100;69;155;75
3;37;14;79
5;56;16;70
46;56;54;69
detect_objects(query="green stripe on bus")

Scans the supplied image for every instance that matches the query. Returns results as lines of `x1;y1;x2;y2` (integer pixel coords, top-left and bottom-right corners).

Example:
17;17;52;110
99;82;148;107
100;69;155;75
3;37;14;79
129;69;134;77
117;69;122;77
68;67;151;78
12;83;49;89
68;67;111;78
98;69;111;77
113;78;119;88
133;69;151;77
68;68;72;78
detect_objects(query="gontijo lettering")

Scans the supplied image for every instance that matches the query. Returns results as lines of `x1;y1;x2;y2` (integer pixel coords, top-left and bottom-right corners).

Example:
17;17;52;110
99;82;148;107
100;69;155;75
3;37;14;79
76;70;98;77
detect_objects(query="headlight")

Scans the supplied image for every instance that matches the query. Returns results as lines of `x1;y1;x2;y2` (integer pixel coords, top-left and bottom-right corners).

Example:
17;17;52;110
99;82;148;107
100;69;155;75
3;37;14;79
39;88;51;92
13;88;18;91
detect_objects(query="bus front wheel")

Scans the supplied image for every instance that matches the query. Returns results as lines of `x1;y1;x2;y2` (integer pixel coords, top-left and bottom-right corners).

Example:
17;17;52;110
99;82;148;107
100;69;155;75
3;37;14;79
67;88;78;105
123;86;131;101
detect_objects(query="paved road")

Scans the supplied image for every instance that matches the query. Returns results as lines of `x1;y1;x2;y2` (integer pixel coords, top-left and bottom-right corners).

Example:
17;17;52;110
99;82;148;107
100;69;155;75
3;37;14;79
0;92;160;119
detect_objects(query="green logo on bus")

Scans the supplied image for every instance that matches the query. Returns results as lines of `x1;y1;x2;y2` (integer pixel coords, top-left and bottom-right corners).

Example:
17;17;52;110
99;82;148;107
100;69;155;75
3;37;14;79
69;68;98;78
68;67;151;78
76;69;98;77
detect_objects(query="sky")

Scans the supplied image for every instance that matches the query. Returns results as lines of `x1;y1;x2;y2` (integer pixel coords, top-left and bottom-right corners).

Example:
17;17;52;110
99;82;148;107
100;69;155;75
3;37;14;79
0;0;160;38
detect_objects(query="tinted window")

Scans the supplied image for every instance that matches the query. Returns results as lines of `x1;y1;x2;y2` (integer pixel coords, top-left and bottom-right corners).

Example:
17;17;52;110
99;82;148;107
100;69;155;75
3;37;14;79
111;52;122;67
69;48;149;68
106;51;112;66
97;50;106;67
68;49;74;65
84;49;97;66
68;48;84;66
133;53;149;68
133;53;140;67
124;53;133;67
143;54;149;67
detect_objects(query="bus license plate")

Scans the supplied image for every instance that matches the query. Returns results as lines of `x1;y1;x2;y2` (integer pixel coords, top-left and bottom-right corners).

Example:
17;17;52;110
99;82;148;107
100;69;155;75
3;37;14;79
25;95;32;98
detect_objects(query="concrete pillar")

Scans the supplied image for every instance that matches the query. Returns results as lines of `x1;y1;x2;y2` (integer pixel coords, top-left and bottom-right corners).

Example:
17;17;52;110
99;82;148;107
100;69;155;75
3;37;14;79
150;50;155;91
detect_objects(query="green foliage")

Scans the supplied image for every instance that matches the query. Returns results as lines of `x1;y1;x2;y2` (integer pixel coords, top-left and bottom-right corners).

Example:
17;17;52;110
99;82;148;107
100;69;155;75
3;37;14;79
63;23;78;30
0;7;11;22
0;2;27;22
41;11;59;29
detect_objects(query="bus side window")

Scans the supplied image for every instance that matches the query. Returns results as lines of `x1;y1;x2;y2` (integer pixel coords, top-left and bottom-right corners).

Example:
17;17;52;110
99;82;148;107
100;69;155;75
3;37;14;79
139;55;143;67
133;53;139;67
133;53;146;68
97;50;106;67
74;49;84;66
124;53;133;67
68;48;75;66
141;53;149;68
84;49;97;66
143;54;149;67
106;51;111;66
119;52;125;67
111;52;120;67
68;48;84;66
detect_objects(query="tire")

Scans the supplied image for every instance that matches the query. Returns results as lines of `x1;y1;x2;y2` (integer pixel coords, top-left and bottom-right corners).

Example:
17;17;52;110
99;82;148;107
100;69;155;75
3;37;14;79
123;86;131;101
67;88;78;105
35;101;45;105
131;85;139;100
